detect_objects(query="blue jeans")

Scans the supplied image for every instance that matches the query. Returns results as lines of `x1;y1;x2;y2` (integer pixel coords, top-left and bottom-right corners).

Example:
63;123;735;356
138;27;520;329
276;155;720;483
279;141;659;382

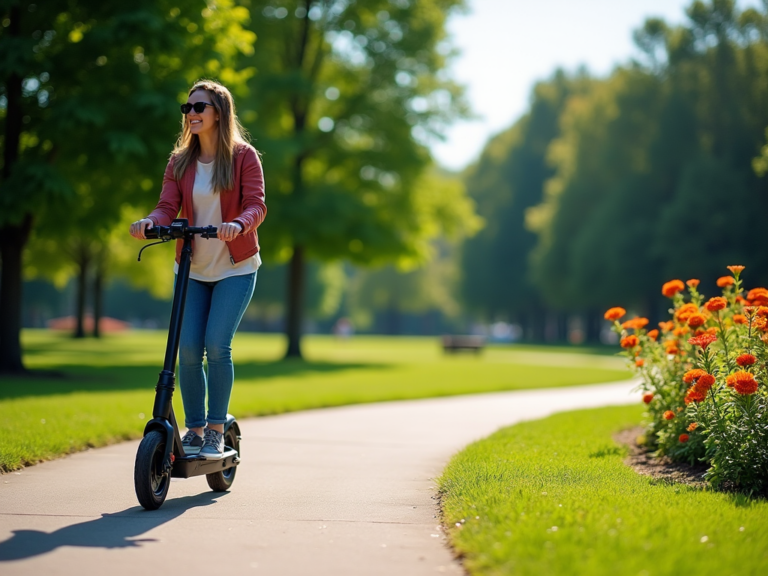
178;272;256;428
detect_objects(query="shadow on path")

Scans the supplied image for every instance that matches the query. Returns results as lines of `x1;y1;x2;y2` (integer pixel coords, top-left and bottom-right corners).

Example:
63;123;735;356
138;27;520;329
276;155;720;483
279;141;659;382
0;492;224;562
0;360;383;400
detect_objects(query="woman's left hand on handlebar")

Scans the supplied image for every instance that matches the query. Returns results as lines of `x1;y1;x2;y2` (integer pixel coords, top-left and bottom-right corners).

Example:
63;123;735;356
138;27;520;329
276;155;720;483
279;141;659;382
218;221;242;242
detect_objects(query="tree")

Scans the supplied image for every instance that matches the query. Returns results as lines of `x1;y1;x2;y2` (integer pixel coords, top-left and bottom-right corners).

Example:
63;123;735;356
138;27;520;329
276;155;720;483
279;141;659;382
526;0;768;325
346;167;478;333
460;70;590;339
1;1;254;362
238;0;471;357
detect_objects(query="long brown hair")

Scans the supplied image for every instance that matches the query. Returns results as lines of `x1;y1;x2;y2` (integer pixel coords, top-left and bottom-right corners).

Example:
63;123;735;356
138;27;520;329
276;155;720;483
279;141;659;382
172;79;249;194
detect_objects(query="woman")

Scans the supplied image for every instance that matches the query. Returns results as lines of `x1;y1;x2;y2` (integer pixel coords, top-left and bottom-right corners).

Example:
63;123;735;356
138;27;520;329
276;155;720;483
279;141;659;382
129;80;266;459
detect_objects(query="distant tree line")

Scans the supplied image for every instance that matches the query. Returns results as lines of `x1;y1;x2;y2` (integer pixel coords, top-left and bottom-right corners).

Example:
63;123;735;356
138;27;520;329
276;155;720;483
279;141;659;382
461;0;768;342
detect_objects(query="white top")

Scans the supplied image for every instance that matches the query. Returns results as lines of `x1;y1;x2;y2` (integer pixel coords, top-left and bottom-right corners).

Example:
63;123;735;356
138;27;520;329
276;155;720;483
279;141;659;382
174;160;261;281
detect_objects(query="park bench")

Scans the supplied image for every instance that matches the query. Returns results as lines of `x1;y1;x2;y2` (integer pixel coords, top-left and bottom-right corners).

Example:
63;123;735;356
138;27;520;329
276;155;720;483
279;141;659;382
441;335;486;354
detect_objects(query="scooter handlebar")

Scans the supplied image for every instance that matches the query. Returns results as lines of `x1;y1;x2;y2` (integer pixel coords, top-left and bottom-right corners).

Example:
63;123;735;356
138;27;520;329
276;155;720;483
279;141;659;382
144;224;218;240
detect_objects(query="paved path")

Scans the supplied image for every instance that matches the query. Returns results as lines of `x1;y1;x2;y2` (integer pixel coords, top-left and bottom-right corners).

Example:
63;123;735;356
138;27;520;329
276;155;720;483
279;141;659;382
0;380;638;575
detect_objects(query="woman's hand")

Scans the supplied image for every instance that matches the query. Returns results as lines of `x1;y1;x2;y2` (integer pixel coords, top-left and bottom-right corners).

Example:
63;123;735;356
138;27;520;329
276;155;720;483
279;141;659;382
218;221;243;242
129;218;154;239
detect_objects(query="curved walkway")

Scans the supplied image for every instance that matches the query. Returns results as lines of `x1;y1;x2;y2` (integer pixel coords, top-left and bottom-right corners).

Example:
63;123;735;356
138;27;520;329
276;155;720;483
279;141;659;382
0;380;638;575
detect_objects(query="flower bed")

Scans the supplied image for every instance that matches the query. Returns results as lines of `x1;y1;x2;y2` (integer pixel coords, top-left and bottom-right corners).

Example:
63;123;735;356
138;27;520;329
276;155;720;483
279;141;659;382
607;266;768;495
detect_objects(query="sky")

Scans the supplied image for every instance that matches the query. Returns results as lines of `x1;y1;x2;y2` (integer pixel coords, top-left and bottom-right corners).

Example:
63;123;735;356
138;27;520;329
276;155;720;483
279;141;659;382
431;0;763;170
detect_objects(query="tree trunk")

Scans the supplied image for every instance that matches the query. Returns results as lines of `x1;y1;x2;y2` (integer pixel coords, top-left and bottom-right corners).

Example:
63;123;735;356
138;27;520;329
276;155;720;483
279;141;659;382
74;243;91;339
281;3;316;360
284;245;305;358
585;308;602;344
0;4;28;374
93;260;104;338
0;215;32;374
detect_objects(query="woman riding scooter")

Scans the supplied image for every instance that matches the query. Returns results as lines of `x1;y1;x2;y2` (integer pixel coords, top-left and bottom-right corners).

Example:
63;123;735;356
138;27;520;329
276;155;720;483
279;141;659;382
130;79;266;459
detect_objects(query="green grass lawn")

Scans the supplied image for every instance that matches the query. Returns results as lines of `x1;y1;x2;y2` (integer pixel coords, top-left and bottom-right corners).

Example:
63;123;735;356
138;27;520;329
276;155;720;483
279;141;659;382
0;330;630;472
438;405;768;576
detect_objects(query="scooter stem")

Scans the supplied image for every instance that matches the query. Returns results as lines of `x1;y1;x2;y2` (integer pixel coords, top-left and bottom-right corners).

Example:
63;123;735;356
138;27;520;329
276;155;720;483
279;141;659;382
152;236;193;420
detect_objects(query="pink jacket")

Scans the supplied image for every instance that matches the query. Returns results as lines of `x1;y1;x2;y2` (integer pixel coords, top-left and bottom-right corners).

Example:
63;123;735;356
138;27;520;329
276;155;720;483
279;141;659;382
147;142;266;264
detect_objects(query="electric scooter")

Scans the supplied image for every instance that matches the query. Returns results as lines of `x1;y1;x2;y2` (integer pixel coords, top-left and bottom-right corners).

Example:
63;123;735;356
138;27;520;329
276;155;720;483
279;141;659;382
133;218;241;510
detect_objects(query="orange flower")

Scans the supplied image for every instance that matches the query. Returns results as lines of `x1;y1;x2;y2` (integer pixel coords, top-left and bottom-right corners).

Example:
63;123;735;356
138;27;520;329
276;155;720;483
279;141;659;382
755;317;768;332
736;353;756;367
685;387;706;404
642;392;654;404
635;358;645;367
679;434;689;443
622;317;649;330
675;303;699;322
747;288;768;305
688;334;717;350
694;374;715;392
704;297;727;312
758;307;768;318
662;279;685;298
672;326;690;337
727;265;745;274
683;368;707;384
726;371;759;395
604;307;627;321
659;321;674;332
716;276;735;288
686;279;700;288
664;339;679;354
647;329;659;341
736;296;747;304
733;314;747;325
687;422;698;432
663;410;675;420
687;313;707;327
620;335;639;348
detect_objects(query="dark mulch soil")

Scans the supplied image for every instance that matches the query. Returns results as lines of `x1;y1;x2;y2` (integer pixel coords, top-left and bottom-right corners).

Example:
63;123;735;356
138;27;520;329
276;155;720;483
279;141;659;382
615;426;709;488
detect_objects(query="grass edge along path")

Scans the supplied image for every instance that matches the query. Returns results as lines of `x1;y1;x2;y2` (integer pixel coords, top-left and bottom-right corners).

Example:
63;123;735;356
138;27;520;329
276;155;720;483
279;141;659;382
437;405;768;576
0;331;630;473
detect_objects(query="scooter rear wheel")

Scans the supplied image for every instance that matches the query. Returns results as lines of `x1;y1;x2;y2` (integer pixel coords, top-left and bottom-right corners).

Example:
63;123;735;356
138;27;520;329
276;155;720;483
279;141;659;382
206;427;239;492
134;430;171;510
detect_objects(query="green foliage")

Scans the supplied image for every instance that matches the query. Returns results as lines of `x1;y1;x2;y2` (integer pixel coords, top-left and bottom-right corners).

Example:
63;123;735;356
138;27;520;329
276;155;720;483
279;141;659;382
438;404;768;576
461;70;590;321
239;0;473;265
458;0;768;328
9;1;255;285
527;1;768;313
0;330;630;471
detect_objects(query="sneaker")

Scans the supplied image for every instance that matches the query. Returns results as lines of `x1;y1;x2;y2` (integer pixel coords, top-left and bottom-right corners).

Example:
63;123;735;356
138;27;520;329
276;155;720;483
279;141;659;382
181;430;203;456
200;428;225;460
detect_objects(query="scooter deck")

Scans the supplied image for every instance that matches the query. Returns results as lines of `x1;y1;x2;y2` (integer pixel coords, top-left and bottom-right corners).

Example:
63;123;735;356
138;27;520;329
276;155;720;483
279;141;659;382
171;447;239;479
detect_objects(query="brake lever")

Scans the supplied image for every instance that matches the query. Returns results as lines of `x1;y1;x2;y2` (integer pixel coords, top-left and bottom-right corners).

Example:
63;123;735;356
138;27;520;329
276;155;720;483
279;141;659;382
137;239;169;262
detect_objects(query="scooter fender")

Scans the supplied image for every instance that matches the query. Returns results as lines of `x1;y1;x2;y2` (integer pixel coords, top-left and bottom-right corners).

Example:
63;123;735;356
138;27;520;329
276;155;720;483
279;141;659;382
223;414;241;455
223;414;240;436
143;417;175;473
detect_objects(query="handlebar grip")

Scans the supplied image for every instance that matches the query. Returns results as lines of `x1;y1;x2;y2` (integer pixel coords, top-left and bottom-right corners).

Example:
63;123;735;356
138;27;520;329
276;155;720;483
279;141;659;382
143;226;165;240
189;226;218;239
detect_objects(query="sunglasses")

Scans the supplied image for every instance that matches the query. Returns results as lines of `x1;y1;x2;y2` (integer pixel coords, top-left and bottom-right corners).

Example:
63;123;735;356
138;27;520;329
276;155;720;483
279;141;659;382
181;102;215;115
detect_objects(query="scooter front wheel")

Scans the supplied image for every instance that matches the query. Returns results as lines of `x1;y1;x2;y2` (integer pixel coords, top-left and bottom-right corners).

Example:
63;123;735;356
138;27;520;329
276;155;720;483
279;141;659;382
134;430;171;510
